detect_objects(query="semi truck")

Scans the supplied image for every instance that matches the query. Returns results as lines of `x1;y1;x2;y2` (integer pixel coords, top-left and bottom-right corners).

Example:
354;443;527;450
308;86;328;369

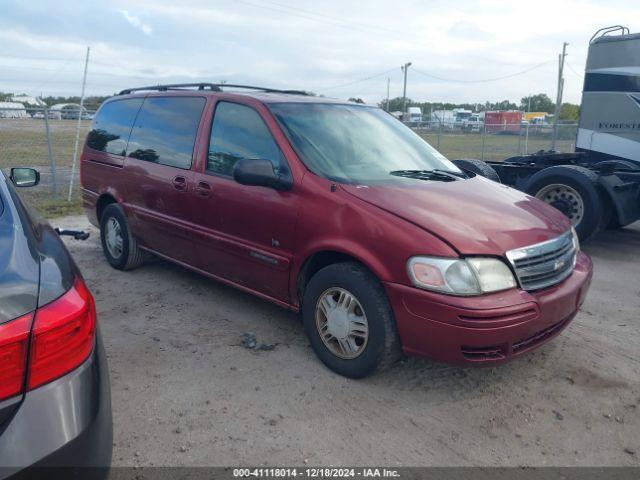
453;26;640;241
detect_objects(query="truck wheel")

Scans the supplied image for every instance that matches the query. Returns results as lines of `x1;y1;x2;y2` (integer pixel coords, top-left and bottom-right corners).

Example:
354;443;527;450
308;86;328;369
525;165;604;241
100;204;145;270
302;262;402;378
452;159;501;182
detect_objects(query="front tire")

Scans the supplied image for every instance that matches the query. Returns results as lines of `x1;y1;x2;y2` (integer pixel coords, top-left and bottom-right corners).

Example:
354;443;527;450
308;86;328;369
452;158;501;182
100;204;144;270
302;262;401;378
525;165;604;242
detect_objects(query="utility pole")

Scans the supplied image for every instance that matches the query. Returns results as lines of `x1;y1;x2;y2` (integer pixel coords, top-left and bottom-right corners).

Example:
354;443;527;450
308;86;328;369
401;62;412;120
68;46;90;202
551;42;568;151
385;77;390;112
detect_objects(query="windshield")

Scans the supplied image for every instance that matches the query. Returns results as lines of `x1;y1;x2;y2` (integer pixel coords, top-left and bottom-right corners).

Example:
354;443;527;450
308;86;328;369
269;103;461;183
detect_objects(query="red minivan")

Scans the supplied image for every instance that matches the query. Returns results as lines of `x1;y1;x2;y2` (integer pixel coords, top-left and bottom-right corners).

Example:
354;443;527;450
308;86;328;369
80;84;593;378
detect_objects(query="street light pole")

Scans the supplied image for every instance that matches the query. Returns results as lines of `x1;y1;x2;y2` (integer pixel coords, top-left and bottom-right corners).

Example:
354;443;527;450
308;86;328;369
401;62;412;120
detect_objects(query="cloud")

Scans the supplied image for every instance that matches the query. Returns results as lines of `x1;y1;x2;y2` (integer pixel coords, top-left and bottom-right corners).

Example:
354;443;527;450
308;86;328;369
119;9;152;35
1;0;638;102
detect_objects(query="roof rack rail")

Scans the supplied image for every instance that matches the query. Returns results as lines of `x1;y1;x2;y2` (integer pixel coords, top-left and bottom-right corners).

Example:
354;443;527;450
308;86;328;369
118;83;311;96
590;25;630;43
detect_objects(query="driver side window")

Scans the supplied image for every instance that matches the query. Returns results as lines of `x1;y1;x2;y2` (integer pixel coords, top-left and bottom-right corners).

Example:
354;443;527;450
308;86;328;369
207;102;284;176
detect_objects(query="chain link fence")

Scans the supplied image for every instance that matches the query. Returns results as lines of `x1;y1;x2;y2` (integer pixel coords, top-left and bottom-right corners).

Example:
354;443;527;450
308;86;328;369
0;106;94;215
410;121;578;161
0;105;580;215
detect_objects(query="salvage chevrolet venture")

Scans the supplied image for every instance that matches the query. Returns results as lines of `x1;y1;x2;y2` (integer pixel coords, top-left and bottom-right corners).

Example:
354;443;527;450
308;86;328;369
80;84;593;378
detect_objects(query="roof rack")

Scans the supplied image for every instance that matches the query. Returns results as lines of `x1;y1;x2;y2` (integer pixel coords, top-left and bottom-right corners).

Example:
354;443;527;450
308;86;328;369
118;83;311;96
590;25;630;43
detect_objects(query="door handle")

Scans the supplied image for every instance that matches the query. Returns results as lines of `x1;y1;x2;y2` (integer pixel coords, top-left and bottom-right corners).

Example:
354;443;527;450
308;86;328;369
172;176;187;191
195;181;212;197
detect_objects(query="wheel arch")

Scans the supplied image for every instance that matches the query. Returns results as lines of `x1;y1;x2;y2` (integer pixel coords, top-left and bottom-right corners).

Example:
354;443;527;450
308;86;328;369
294;246;388;307
96;193;118;223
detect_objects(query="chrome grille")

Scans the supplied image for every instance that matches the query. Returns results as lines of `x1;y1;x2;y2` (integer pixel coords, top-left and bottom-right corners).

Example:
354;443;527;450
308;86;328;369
506;230;577;291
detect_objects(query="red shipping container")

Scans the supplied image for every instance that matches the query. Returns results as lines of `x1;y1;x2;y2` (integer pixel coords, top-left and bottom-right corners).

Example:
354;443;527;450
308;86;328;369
484;111;522;133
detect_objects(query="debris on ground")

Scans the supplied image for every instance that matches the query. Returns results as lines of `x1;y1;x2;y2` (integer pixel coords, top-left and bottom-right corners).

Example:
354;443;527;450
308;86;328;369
241;332;276;351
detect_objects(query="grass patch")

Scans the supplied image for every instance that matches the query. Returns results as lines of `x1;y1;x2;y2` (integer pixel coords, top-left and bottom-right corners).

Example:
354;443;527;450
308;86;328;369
418;131;576;161
12;187;83;219
1;117;578;218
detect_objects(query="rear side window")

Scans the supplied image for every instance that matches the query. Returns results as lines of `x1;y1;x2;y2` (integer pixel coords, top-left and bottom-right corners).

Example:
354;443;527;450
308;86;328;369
126;96;206;169
207;102;284;176
87;99;143;155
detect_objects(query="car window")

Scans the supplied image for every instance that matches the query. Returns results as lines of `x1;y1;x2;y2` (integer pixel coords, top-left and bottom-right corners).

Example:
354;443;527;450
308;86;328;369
86;98;143;156
126;96;206;169
207;102;284;176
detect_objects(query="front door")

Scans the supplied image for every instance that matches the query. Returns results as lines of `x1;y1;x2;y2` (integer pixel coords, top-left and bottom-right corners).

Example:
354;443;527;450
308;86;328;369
191;100;299;303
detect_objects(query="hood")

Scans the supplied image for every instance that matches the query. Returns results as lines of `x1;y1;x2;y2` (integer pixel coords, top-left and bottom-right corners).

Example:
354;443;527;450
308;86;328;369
341;176;571;255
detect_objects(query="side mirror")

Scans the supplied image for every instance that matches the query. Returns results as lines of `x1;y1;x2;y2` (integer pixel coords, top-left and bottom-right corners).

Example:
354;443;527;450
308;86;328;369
10;168;40;188
233;158;292;191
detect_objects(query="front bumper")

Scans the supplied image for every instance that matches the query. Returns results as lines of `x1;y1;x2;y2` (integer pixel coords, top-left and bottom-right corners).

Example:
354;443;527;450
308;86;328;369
0;330;112;479
385;251;593;365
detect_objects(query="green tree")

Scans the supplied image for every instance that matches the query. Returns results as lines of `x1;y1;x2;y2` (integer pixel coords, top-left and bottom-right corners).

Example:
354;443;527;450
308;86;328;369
378;97;413;112
520;93;555;113
488;100;518;111
559;103;580;121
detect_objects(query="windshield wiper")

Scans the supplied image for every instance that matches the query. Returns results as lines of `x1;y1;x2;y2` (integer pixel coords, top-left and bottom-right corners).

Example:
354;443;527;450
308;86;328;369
389;169;465;182
432;169;467;178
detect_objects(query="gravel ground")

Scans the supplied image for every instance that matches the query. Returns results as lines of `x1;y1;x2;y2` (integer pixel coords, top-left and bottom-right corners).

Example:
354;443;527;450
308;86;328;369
56;215;640;467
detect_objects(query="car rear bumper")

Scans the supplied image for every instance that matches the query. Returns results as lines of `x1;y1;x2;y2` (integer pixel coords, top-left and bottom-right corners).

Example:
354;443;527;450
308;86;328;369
385;251;593;365
0;329;112;479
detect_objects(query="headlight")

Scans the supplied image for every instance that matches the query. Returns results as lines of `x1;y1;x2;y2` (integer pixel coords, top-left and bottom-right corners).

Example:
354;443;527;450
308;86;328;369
571;226;580;252
407;256;517;296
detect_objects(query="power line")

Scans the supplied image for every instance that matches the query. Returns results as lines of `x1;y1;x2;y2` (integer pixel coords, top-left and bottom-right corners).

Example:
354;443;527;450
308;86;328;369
261;0;409;37
234;0;358;32
234;0;414;43
412;60;553;84
566;62;584;78
319;68;398;91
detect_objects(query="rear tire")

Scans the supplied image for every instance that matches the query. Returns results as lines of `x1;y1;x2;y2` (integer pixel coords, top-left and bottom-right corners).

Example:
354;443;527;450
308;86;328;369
525;165;604;242
302;262;402;378
100;204;144;270
452;158;501;182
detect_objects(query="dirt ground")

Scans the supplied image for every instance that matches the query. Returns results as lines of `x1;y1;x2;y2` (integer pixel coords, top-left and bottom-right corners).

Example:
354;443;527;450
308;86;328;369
56;215;639;467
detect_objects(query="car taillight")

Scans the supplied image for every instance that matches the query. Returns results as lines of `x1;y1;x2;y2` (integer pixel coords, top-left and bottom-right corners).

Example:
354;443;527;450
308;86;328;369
28;278;96;390
0;278;96;402
0;314;33;402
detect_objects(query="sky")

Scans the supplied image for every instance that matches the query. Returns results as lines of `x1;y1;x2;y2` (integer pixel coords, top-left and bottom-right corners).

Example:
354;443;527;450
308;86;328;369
0;0;637;106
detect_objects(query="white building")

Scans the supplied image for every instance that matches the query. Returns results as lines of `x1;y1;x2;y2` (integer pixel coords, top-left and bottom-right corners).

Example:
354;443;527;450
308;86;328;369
10;94;46;108
0;102;28;118
50;103;87;119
